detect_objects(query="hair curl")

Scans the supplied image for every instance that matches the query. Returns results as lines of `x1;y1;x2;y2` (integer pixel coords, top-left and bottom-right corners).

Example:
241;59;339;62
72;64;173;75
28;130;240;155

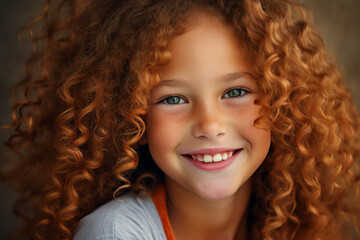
1;0;359;239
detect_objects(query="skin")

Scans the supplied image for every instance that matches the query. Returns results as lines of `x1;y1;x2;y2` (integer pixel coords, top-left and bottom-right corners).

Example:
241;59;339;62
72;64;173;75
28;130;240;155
146;11;271;240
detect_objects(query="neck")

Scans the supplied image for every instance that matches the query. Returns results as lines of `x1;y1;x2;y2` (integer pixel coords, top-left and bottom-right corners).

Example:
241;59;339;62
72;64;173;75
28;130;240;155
165;178;252;240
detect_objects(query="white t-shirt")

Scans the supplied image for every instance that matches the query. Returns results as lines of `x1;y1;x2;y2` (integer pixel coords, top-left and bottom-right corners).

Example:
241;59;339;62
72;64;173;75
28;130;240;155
73;193;167;240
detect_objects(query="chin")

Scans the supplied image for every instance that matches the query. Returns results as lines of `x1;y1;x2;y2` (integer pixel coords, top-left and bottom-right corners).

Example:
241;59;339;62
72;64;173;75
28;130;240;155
194;181;242;202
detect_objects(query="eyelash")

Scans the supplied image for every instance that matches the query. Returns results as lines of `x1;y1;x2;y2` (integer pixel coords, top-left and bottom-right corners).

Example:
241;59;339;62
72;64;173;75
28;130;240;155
158;88;249;105
158;95;187;104
222;88;249;99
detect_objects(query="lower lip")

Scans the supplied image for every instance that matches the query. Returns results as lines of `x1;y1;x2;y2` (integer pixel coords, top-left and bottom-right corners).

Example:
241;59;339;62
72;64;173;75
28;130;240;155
183;149;242;171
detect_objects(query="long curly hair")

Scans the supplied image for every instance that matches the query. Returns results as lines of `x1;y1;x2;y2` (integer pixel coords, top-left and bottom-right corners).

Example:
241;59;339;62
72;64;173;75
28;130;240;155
1;0;359;239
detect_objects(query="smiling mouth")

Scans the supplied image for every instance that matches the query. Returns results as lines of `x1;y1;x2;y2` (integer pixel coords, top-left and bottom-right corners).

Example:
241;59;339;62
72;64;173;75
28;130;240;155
183;149;241;163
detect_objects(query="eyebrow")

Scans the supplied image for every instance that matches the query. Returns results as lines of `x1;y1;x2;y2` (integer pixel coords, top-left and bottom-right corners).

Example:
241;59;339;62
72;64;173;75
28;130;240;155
222;72;254;83
155;71;254;89
154;79;186;89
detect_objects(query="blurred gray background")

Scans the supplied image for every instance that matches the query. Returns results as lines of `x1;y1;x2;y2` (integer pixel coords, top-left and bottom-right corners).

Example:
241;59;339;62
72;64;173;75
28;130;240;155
0;0;359;239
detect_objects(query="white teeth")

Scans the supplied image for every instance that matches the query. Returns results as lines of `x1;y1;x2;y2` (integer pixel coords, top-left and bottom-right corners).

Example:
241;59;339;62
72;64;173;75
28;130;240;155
213;153;222;162
189;150;237;163
203;154;212;162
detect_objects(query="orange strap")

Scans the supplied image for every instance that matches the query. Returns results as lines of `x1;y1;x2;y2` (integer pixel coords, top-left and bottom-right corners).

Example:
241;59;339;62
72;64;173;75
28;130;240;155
151;184;176;240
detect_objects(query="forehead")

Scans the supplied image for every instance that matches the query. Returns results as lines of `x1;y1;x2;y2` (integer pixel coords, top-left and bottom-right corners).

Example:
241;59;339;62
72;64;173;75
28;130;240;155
158;11;251;82
171;10;236;47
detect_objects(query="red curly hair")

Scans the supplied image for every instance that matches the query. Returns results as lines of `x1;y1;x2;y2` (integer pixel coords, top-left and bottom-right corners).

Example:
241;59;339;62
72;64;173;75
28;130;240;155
1;0;359;239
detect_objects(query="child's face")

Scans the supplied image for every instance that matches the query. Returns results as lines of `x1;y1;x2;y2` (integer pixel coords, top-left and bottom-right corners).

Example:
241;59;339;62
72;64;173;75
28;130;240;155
146;12;271;201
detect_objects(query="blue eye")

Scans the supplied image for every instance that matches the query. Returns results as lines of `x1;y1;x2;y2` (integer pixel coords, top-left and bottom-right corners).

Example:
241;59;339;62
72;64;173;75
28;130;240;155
223;88;248;98
160;96;186;104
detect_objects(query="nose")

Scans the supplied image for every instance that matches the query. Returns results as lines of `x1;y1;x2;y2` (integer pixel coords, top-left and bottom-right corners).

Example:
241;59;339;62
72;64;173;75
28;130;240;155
191;104;227;140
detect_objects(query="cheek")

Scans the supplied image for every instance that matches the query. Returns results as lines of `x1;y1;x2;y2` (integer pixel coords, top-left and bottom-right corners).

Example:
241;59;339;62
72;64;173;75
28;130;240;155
230;101;261;129
146;109;182;152
251;128;271;158
233;103;271;157
146;109;184;172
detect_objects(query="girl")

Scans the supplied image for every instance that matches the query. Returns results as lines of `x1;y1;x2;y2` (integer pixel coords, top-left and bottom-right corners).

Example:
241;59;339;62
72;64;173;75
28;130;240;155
1;0;359;239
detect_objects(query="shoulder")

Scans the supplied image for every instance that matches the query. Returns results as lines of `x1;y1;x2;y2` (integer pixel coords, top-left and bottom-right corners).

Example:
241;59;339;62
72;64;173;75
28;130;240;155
73;193;166;240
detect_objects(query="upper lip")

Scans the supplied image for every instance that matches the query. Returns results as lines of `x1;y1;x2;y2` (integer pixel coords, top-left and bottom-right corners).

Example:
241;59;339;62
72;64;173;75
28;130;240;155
183;148;240;155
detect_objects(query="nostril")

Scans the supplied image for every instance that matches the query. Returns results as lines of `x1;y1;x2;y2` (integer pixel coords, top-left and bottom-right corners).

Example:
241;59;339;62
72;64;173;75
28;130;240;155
191;123;227;140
